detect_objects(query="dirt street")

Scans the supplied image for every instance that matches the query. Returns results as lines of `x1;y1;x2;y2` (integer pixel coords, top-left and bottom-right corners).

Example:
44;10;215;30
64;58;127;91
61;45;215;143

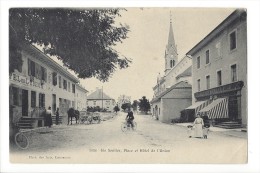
10;112;247;164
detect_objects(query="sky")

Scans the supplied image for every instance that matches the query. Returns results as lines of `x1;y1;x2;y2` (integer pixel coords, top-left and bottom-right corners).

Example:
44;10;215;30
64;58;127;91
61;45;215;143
77;8;234;101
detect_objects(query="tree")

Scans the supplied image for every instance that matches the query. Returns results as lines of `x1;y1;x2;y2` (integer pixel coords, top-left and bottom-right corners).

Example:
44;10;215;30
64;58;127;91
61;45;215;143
9;8;131;81
121;102;131;112
113;105;120;113
132;100;139;111
138;96;151;114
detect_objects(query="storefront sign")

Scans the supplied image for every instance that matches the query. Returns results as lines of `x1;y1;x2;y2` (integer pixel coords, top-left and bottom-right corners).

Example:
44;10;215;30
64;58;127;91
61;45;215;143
10;73;45;89
194;81;244;99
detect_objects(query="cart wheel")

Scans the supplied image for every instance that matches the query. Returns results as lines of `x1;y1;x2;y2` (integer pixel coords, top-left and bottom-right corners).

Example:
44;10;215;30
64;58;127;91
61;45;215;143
121;123;127;132
15;132;29;149
80;118;85;124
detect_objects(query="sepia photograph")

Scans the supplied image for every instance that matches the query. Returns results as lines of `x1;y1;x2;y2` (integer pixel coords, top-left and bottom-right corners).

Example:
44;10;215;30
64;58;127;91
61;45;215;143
1;0;260;172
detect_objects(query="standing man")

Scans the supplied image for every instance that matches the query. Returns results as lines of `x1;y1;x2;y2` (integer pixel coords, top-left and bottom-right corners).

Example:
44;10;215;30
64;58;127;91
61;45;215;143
55;108;60;125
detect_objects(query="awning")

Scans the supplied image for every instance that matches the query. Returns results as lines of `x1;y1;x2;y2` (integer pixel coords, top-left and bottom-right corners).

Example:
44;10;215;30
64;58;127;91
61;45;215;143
185;100;210;114
198;98;228;119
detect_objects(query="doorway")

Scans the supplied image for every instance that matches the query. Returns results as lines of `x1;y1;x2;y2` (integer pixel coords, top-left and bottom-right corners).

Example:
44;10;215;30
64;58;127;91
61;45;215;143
52;94;56;114
228;96;238;121
22;89;28;116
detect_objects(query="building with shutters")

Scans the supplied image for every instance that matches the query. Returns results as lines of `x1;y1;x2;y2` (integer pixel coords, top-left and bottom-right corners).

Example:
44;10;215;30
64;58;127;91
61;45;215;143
9;43;87;128
75;84;88;111
186;9;247;128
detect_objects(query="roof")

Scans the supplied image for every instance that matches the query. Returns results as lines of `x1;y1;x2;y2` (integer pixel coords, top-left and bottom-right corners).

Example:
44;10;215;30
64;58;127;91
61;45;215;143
76;84;88;93
176;66;192;79
186;9;246;56
151;81;191;103
87;89;114;100
168;21;177;52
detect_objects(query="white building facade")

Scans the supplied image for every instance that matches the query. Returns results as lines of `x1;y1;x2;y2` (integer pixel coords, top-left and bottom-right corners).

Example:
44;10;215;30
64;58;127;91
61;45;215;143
86;88;116;112
9;43;87;127
75;84;88;111
186;9;247;127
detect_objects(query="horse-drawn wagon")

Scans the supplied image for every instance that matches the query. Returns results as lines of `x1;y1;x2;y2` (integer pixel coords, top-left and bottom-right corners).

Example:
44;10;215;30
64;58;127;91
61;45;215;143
79;111;101;124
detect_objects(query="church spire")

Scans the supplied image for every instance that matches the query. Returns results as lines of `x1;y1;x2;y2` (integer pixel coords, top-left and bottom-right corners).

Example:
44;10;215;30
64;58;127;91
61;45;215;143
168;11;176;51
164;11;178;74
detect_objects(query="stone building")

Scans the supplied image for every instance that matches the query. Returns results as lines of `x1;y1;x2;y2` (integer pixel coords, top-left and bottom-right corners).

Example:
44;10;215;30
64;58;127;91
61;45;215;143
9;43;88;128
186;9;247;128
75;84;88;111
86;88;116;112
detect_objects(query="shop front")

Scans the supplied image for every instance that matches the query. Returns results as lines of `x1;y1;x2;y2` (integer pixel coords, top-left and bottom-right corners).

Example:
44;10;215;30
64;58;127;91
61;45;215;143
194;81;244;125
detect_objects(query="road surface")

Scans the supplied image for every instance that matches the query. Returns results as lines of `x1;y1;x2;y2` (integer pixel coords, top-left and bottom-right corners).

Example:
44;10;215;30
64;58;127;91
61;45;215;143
10;112;247;164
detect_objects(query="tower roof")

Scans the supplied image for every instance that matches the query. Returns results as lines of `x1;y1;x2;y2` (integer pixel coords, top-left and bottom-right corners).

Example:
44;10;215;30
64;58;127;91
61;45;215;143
168;21;176;48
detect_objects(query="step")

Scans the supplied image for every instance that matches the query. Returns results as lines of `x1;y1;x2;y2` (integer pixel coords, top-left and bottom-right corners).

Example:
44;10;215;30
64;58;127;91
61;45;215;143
219;122;241;125
214;125;243;129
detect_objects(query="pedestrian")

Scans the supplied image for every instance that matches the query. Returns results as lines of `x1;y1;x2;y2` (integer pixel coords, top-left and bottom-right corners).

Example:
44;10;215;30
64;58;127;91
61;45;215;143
193;114;204;138
55;108;60;125
45;106;53;128
203;125;210;139
187;125;193;138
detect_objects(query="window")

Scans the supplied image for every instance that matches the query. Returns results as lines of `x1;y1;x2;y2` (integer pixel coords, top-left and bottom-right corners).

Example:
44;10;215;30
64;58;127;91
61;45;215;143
217;71;222;86
206;75;210;89
39;93;45;108
197;79;200;92
172;60;175;67
206;50;210;64
52;72;57;86
28;59;46;81
28;59;35;77
31;91;36;108
63;79;67;90
72;84;75;93
231;64;237;82
58;76;62;88
197;56;200;69
229;31;237;51
35;63;41;79
68;81;71;92
93;101;96;106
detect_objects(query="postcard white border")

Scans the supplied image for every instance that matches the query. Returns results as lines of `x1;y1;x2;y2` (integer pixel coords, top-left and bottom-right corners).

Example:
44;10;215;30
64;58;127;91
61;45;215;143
1;0;260;172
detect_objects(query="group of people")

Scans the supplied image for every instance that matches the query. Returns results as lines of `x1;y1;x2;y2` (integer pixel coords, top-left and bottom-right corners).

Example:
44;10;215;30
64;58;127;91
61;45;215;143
44;107;60;128
187;114;210;139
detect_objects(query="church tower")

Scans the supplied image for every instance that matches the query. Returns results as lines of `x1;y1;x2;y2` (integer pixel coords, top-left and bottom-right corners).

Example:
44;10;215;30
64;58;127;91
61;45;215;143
164;12;178;74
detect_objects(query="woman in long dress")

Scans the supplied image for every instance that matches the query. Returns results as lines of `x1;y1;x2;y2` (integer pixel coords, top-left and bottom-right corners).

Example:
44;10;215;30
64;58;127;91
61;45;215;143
193;114;204;138
45;106;53;128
